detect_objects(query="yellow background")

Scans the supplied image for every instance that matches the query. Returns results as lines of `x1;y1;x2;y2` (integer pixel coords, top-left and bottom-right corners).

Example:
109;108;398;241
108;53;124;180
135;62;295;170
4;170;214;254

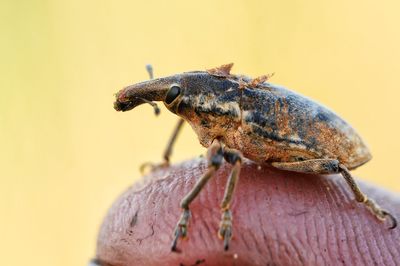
1;0;399;265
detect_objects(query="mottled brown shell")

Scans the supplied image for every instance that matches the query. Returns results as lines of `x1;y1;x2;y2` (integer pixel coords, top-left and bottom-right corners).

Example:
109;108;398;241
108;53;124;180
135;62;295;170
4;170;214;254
174;72;371;170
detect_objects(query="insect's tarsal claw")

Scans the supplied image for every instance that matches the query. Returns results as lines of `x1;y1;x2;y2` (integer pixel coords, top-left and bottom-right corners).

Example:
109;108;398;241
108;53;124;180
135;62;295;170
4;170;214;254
171;229;181;252
219;225;232;251
382;210;398;230
171;209;191;252
218;210;233;251
139;162;152;175
139;161;169;175
224;237;230;251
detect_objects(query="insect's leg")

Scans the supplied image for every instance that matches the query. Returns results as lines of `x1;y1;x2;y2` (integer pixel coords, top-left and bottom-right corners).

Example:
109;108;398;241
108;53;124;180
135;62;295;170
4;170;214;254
162;118;185;164
171;139;223;252
338;164;397;229
272;159;341;174
272;159;397;229
218;147;243;251
140;118;184;173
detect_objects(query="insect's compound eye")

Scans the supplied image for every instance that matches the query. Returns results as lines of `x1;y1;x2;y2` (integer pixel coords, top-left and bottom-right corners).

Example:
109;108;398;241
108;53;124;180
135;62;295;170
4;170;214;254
165;85;181;104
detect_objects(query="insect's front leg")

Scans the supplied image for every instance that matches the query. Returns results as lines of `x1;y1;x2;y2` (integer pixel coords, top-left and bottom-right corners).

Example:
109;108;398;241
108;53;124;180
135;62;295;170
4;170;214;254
218;147;243;251
171;138;223;252
140;118;185;173
272;159;397;229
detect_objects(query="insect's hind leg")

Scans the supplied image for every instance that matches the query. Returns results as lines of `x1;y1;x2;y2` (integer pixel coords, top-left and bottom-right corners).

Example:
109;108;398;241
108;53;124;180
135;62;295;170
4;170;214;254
171;139;223;252
272;159;397;229
218;147;243;251
339;164;397;229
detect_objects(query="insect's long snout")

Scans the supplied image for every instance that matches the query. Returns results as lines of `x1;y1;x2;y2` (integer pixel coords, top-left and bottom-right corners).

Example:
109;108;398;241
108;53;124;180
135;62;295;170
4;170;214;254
113;93;148;112
113;96;138;112
114;78;174;112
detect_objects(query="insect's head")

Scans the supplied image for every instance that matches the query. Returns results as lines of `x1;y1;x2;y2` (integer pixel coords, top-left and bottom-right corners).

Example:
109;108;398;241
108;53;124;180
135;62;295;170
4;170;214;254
114;63;240;116
114;64;250;146
113;75;181;113
114;63;243;146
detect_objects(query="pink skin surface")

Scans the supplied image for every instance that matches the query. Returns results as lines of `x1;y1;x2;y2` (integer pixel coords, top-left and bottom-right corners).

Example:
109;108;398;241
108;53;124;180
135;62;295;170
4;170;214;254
95;159;400;266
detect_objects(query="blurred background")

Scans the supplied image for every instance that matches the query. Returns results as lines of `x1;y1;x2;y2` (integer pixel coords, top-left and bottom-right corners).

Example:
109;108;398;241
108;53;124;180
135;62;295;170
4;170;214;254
1;0;399;265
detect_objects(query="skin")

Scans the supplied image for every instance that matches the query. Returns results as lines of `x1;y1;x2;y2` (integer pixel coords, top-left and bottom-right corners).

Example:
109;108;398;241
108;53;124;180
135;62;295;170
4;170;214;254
94;159;400;266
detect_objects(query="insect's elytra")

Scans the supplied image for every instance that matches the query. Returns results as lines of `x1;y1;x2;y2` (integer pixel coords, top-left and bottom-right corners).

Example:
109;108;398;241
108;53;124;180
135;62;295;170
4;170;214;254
114;63;397;252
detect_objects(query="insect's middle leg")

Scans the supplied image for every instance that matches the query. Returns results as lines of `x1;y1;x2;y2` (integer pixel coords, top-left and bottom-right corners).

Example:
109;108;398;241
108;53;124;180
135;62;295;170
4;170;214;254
272;159;397;229
218;147;243;251
171;139;223;252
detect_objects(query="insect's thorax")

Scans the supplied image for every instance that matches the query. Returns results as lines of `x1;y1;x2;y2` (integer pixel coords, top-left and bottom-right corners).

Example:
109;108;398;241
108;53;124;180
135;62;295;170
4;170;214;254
177;85;242;147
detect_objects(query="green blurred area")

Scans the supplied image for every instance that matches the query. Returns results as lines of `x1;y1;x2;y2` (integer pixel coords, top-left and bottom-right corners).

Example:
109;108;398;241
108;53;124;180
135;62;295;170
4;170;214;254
1;0;400;265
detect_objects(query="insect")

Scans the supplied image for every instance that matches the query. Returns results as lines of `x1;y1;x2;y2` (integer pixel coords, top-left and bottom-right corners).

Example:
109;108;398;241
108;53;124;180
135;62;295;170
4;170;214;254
114;63;397;252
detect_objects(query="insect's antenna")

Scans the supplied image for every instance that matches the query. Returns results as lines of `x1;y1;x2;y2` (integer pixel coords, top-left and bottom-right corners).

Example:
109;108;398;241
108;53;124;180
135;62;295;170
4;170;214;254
141;64;160;116
146;64;154;79
135;97;160;116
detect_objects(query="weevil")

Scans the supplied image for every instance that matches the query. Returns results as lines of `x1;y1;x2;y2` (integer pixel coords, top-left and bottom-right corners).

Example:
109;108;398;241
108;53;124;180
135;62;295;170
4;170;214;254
113;63;397;252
